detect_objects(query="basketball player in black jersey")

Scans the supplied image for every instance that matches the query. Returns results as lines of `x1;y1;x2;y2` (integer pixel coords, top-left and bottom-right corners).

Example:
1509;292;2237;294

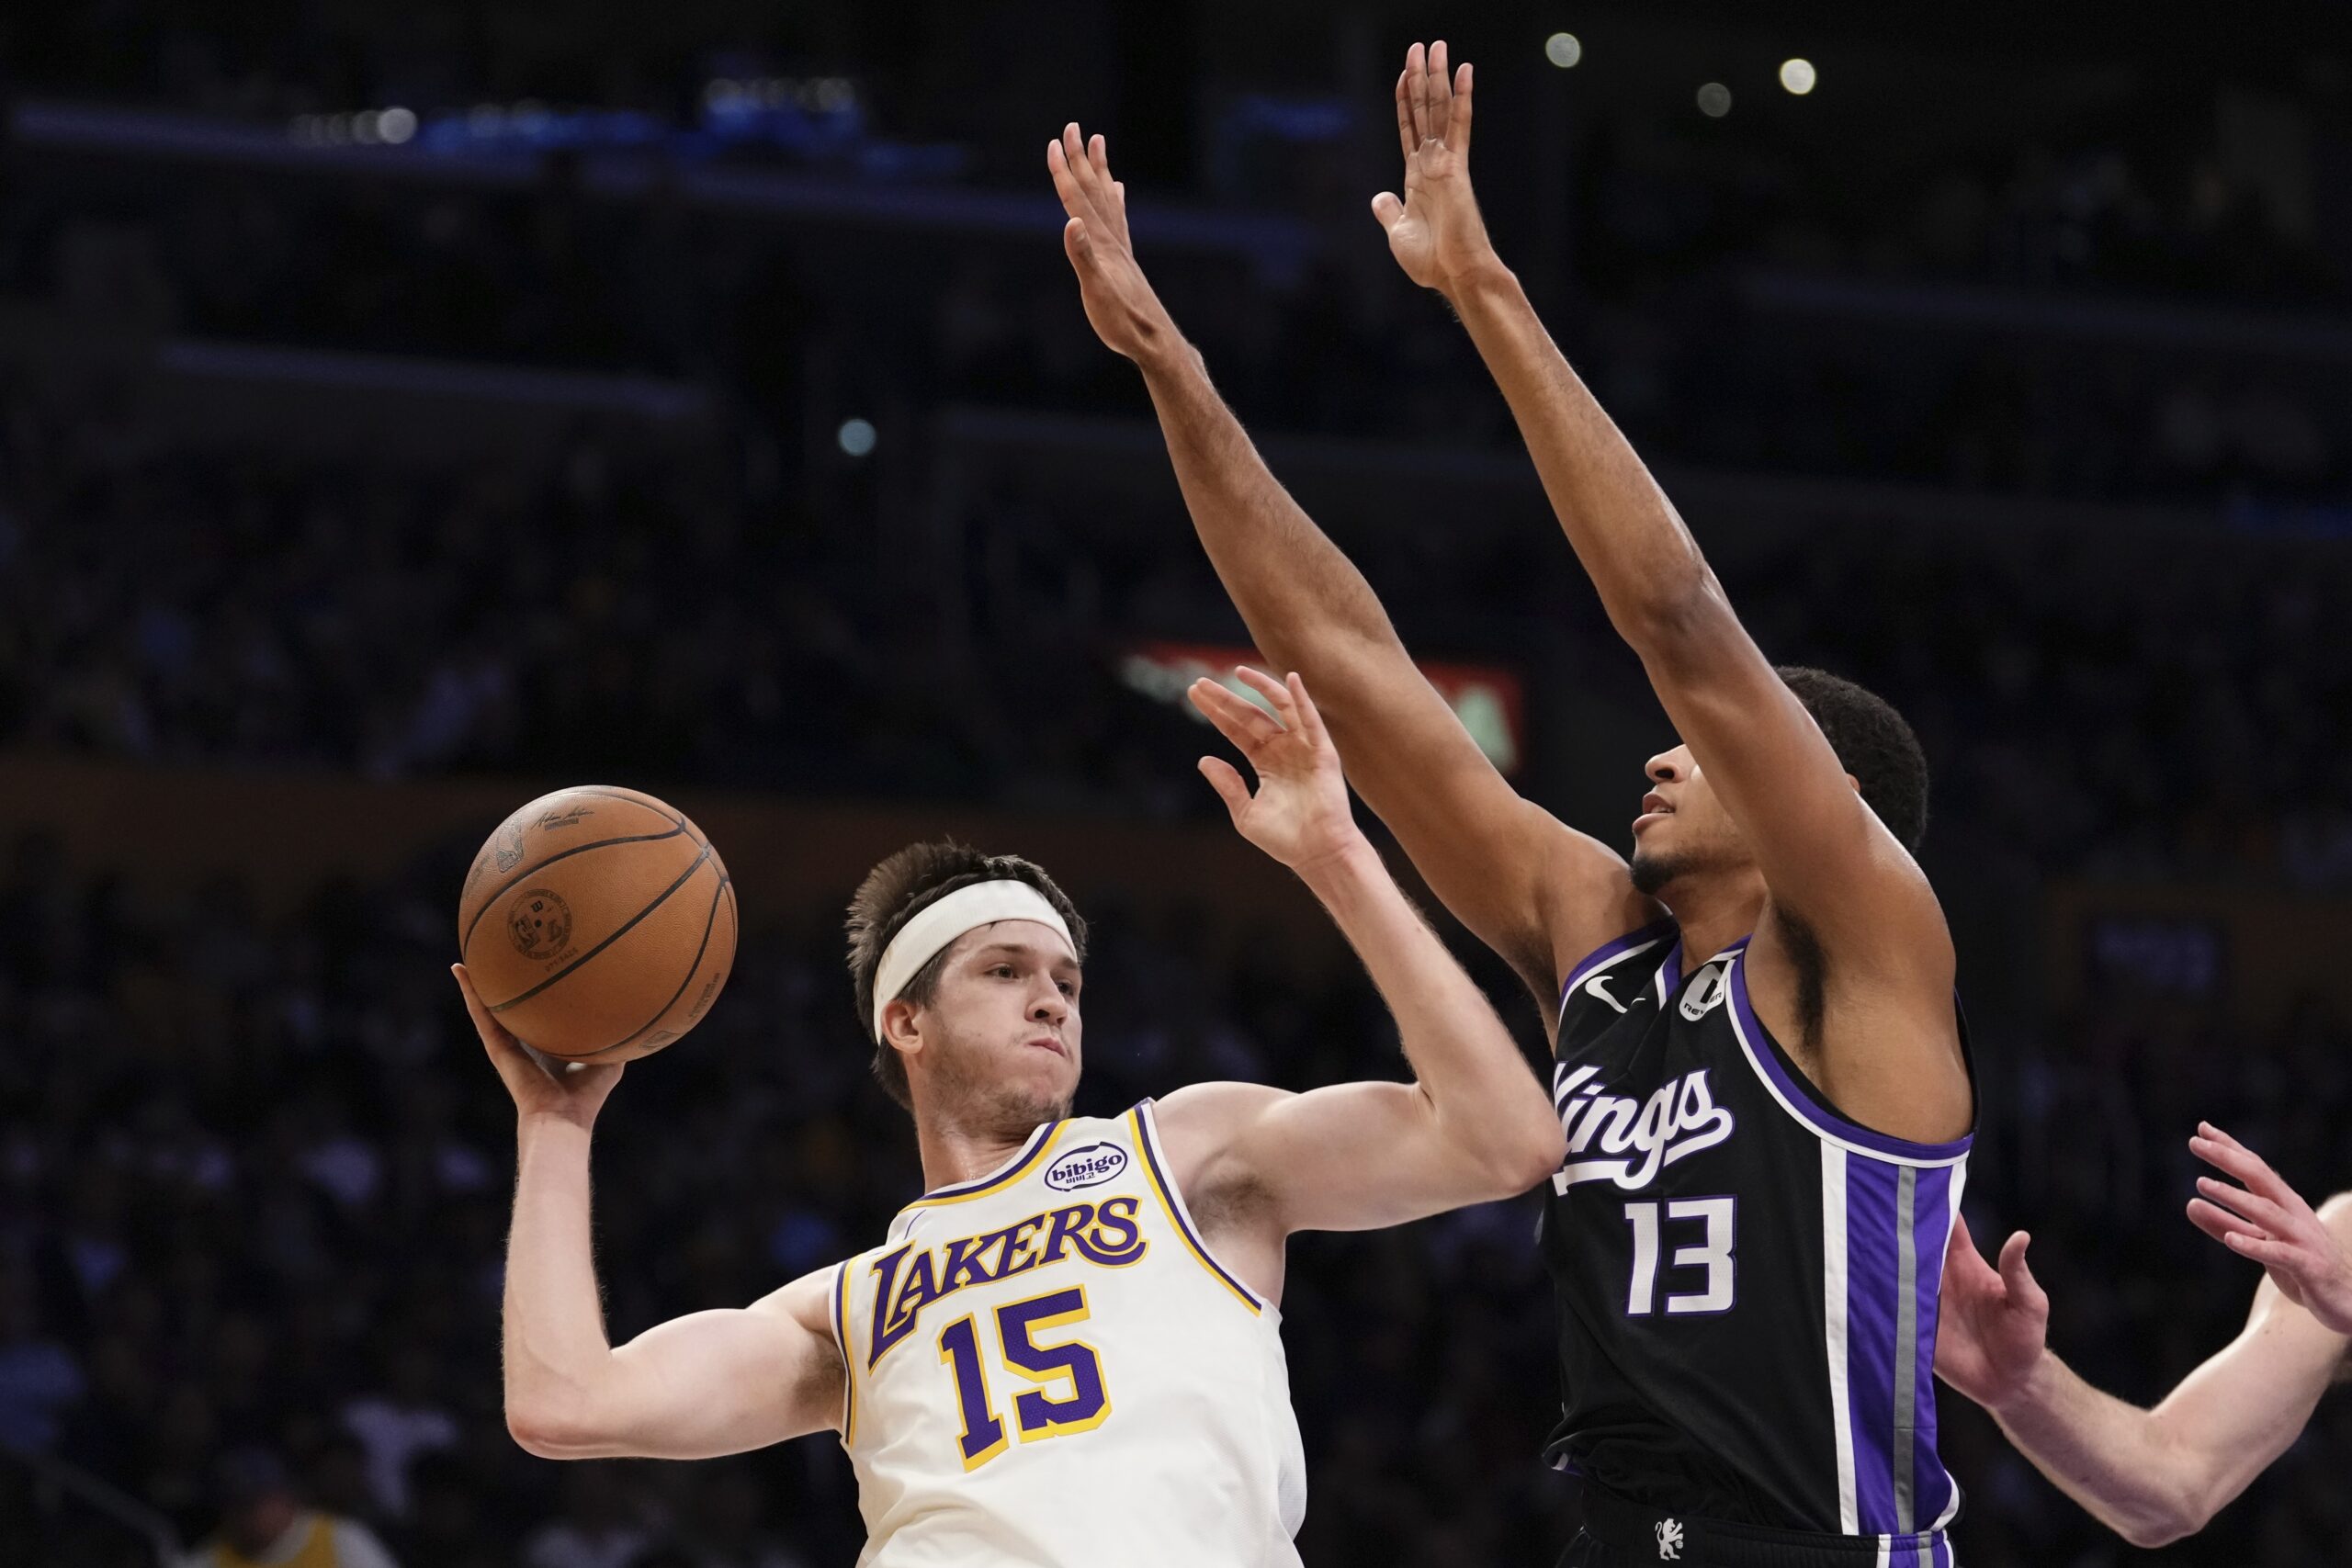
1052;40;1974;1568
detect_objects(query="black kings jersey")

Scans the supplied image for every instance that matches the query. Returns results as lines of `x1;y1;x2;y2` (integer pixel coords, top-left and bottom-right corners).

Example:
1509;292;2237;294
1537;920;1973;1542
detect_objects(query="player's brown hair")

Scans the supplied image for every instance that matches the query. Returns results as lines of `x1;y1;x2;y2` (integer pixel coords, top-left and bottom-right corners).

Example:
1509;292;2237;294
844;841;1089;1111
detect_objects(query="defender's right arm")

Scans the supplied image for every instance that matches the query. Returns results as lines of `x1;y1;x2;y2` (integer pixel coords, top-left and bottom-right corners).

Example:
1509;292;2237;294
458;967;845;1461
1048;125;1652;1010
1937;1192;2351;1548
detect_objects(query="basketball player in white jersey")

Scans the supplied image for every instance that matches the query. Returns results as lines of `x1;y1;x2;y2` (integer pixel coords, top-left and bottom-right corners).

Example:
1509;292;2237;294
453;667;1566;1566
1937;1122;2350;1547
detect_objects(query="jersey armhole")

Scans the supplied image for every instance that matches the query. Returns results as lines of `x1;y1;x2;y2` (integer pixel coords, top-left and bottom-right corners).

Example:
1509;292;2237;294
1724;946;1973;1165
1128;1099;1268;1317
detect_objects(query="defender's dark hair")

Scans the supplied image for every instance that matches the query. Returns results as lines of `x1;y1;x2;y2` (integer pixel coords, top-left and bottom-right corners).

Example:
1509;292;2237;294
844;841;1088;1110
1774;666;1930;852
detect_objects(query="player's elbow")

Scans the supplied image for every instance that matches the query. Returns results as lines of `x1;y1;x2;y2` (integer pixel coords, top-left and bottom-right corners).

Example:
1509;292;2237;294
505;1394;616;1461
2118;1503;2209;1551
1611;562;1728;661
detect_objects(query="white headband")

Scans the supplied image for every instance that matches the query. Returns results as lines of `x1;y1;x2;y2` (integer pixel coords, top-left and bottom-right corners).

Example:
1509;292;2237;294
871;880;1076;1041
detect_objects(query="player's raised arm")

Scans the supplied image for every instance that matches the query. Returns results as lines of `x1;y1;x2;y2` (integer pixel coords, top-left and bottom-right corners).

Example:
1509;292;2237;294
1373;44;1965;1139
1048;123;1651;1013
1937;1177;2352;1547
1156;669;1563;1239
457;967;845;1461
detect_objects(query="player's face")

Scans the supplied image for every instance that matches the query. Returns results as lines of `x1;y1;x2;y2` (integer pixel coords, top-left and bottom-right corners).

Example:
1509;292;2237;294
1627;742;1752;897
915;923;1083;1128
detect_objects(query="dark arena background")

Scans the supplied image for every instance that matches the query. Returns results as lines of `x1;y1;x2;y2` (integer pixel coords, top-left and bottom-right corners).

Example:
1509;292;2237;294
4;2;2350;1564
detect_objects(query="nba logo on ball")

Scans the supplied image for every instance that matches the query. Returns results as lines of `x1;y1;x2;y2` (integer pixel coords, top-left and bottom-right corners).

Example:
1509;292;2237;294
508;889;574;963
1045;1143;1129;1191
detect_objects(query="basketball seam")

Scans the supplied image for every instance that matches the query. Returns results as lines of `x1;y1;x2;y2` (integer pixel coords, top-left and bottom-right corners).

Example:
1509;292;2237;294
577;874;732;1058
462;823;687;955
483;843;716;1014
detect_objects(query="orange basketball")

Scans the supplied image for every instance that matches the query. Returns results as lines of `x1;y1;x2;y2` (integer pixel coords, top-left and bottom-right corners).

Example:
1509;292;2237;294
457;786;736;1062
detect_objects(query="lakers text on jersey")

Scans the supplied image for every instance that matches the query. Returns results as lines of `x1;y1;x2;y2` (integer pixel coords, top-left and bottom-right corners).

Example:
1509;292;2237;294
831;1100;1307;1567
1539;921;1974;1561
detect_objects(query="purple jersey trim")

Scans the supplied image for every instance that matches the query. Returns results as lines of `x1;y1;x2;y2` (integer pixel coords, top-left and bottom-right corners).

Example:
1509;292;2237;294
905;1117;1061;1206
1558;919;1680;1003
1724;941;1973;1163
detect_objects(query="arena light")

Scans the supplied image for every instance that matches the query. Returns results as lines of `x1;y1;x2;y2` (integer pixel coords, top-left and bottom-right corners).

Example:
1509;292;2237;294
1696;83;1732;118
1779;59;1817;96
1544;32;1583;69
379;106;418;143
837;418;877;457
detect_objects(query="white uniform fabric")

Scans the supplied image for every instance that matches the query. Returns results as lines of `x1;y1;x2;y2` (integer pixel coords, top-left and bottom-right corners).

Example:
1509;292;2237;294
831;1100;1306;1567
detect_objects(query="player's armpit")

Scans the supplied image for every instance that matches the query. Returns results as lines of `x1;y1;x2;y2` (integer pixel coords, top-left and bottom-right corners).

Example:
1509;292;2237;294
508;1266;844;1461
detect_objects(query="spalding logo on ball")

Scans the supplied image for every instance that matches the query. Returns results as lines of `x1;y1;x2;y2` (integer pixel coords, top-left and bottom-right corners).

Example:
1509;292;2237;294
458;786;737;1062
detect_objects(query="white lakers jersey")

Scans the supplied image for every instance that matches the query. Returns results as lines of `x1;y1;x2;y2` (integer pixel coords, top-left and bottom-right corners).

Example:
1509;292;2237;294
830;1100;1306;1566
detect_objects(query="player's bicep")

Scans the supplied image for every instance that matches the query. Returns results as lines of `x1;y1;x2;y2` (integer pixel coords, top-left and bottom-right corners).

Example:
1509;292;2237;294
601;1269;843;1458
1228;1078;1533;1235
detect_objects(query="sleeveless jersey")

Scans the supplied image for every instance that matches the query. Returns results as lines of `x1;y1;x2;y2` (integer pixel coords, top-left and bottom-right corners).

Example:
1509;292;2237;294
831;1100;1307;1567
1538;921;1974;1549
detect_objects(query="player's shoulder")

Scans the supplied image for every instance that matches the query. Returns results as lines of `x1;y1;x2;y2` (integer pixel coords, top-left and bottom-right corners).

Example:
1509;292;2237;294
2320;1191;2352;1238
1150;1082;1290;1146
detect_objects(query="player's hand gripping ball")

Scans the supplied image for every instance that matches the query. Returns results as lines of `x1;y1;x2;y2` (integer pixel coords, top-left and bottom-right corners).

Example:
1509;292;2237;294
457;786;736;1062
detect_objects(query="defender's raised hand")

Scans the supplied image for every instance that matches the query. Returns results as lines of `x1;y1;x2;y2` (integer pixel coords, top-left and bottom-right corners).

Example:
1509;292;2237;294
1047;123;1179;363
1935;1215;2051;1410
1371;40;1498;292
2188;1122;2352;1335
1189;669;1362;874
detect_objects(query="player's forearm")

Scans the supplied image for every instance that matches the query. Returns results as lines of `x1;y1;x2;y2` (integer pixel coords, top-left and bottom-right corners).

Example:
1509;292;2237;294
1986;1352;2210;1548
1132;339;1404;680
502;1114;625;1455
1438;261;1713;649
1295;836;1562;1189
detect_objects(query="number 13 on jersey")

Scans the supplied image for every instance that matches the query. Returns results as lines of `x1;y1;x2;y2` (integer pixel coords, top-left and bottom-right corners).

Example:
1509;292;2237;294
936;1286;1113;1469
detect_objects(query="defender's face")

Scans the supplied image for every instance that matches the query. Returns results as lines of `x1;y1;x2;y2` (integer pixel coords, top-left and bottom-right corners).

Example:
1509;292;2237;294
1628;742;1751;896
912;922;1082;1123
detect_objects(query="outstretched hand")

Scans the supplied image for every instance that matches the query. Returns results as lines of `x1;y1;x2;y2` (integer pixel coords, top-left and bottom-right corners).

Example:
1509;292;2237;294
1047;123;1179;363
1371;40;1497;292
1935;1214;2051;1411
1189;668;1363;874
2188;1122;2352;1335
455;964;623;1128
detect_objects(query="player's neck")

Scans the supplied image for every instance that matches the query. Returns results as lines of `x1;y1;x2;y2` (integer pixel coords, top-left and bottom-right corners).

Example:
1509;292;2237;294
1660;873;1767;978
910;1100;1054;1193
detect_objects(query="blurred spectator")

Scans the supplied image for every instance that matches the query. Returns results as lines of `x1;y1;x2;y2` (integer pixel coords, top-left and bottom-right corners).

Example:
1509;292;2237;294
178;1447;399;1568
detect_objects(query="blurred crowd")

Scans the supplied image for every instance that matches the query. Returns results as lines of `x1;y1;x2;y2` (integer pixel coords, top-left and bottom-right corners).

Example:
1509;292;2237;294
0;829;2343;1566
3;381;2349;892
3;7;2350;1565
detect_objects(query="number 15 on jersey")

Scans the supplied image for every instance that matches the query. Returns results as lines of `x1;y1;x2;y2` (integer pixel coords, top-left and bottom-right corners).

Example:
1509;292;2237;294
937;1286;1113;1469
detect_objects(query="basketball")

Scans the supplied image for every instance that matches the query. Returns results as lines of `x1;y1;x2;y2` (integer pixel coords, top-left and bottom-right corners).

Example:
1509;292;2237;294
457;785;737;1062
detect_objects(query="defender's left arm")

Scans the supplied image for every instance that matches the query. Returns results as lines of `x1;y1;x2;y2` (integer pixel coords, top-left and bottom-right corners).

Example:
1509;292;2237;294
1159;669;1564;1238
1377;43;1965;1140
